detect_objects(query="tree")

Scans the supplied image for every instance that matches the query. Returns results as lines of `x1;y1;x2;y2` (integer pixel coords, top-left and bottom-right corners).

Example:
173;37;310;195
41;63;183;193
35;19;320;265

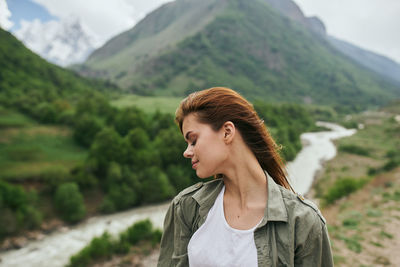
89;127;123;177
54;182;86;223
73;114;103;147
113;107;148;137
138;167;175;203
166;165;192;192
153;126;188;168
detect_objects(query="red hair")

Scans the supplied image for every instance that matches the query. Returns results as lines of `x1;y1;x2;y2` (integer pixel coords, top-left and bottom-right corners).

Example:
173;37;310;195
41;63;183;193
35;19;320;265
175;87;293;191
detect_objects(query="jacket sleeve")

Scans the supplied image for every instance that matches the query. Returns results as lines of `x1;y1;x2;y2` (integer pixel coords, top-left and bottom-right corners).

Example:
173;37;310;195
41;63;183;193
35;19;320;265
157;196;193;267
294;218;334;267
157;200;175;267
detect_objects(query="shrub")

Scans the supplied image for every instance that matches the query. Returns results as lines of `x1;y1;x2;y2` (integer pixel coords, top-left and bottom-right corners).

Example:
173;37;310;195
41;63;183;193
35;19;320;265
323;177;368;205
54;182;86;223
125;219;153;245
339;144;370;156
382;159;400;171
68;232;114;267
68;219;161;267
0;182;42;238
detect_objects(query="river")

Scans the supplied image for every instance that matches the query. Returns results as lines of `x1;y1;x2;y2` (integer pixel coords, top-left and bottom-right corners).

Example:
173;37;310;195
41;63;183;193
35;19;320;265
287;121;357;194
0;121;356;267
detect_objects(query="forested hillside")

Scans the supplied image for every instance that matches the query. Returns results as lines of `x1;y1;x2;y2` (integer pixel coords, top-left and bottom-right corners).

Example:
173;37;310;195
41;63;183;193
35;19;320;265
0;28;118;123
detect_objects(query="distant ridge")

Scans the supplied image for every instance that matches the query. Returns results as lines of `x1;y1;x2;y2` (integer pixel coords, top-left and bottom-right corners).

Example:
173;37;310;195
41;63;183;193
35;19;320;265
327;36;400;86
265;0;400;86
78;0;400;109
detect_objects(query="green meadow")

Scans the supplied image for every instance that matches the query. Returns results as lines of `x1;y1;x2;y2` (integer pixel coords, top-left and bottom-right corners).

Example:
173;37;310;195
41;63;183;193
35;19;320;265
0;107;87;181
110;94;183;114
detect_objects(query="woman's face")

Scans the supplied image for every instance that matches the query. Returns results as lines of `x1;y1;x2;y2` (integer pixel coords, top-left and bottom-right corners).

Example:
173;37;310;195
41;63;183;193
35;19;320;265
182;113;229;178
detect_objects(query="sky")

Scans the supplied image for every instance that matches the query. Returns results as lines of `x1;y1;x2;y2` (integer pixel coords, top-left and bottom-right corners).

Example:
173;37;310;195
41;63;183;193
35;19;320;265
1;0;400;63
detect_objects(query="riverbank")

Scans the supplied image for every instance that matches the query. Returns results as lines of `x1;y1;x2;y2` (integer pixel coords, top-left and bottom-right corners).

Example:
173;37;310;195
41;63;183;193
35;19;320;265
0;202;169;267
310;109;400;266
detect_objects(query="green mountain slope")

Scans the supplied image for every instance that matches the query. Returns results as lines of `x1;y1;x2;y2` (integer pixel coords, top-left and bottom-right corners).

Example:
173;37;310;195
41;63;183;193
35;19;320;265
80;0;228;88
80;0;400;109
0;28;116;111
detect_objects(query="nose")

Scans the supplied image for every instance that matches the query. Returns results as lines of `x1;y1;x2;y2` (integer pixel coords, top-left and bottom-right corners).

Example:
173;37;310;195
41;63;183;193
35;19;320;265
183;144;193;158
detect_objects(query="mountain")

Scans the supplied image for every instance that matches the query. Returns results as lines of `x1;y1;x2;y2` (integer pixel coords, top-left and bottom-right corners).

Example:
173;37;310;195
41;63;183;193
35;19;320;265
78;0;400;108
327;36;400;86
80;0;227;84
14;17;101;67
0;28;115;110
266;0;400;86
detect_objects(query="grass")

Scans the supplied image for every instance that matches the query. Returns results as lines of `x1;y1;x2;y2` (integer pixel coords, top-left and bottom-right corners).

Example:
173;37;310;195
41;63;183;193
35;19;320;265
379;230;393;239
338;234;363;253
366;209;382;218
110;94;183;114
342;211;363;229
0;106;35;128
0;109;87;180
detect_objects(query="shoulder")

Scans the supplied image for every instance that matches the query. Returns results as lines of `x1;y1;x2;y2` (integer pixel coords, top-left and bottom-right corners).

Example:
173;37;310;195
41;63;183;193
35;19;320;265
172;179;223;205
279;187;326;225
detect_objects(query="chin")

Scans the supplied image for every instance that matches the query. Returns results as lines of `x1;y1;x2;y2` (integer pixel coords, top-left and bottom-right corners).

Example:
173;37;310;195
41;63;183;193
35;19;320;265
196;167;219;179
196;169;212;179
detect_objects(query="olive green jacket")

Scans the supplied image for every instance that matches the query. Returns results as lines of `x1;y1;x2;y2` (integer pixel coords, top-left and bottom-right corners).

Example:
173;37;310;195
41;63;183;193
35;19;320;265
157;175;334;267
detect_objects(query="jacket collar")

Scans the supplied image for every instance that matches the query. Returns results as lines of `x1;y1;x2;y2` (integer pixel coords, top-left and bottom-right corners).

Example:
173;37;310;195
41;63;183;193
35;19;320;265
260;172;288;226
192;171;288;226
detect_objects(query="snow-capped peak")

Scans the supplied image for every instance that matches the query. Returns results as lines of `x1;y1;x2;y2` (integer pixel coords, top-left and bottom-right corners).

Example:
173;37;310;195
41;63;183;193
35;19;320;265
14;16;102;67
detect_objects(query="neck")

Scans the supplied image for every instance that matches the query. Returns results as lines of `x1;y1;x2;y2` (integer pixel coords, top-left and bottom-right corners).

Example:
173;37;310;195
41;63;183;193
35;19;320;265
221;144;268;210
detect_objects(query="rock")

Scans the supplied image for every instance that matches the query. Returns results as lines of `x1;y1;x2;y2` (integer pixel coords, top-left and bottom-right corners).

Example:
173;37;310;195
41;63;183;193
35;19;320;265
0;239;12;251
12;237;28;249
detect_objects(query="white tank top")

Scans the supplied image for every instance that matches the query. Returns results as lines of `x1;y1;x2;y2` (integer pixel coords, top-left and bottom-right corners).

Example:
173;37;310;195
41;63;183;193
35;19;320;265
188;185;261;267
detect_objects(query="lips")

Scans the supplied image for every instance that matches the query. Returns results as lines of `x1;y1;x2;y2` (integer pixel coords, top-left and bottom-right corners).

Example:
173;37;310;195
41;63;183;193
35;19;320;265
192;160;199;169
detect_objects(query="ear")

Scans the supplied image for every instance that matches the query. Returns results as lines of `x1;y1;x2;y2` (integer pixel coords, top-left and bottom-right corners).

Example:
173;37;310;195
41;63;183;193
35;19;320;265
222;121;235;144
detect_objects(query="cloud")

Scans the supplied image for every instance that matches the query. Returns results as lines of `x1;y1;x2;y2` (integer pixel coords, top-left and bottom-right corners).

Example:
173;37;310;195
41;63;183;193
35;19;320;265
15;16;100;66
0;0;14;30
32;0;173;45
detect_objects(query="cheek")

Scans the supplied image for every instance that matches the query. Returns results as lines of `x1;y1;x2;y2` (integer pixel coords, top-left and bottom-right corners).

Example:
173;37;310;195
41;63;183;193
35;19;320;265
199;140;227;164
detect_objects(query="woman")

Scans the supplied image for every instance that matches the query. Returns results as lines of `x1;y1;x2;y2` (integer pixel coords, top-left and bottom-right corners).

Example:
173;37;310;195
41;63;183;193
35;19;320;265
157;87;333;267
